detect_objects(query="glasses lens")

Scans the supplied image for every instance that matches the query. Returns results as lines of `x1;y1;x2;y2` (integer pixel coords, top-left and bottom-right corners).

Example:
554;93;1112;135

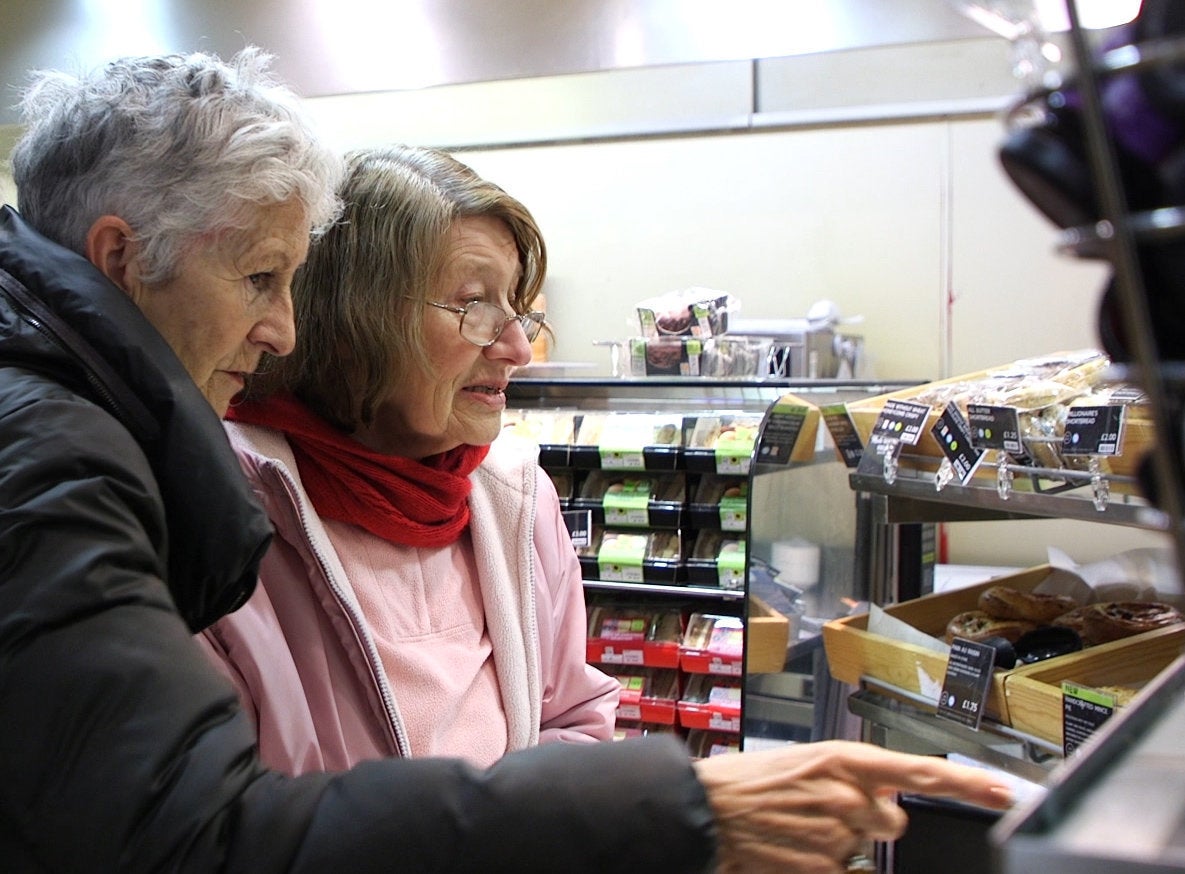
459;302;545;346
518;312;545;343
459;301;504;346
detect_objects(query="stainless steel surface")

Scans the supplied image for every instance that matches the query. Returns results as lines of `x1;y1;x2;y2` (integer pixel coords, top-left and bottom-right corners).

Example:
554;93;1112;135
851;468;1167;530
993;656;1185;872
1;0;994;124
583;579;743;601
850;683;1061;771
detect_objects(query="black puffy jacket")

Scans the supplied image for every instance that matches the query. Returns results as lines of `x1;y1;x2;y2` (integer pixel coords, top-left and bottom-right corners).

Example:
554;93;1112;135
0;206;717;873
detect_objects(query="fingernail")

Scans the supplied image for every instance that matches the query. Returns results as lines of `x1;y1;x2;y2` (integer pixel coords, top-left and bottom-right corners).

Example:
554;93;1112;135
989;786;1014;804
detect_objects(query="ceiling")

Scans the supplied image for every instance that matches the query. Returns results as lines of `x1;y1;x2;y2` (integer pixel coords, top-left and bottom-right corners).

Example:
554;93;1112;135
1;0;995;126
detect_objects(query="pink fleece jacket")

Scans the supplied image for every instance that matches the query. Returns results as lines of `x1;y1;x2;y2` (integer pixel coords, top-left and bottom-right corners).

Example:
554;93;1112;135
198;422;619;775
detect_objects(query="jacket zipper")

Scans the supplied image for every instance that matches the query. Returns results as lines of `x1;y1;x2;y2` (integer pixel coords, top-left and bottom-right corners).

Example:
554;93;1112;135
273;462;412;758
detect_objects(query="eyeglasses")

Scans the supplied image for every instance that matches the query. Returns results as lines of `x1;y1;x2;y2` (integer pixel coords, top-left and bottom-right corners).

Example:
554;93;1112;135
417;298;546;347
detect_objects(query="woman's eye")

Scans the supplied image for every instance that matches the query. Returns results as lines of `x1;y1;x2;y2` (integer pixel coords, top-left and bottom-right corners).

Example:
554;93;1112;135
247;273;272;294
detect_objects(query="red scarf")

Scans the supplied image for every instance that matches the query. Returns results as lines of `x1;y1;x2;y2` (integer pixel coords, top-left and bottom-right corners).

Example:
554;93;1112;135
227;393;490;547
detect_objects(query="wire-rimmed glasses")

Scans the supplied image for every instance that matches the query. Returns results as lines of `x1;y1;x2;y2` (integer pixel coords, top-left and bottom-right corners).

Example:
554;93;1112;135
415;298;546;347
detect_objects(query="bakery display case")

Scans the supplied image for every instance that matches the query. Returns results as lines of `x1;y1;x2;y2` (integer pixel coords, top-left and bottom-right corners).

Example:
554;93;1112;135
505;375;921;754
981;4;1185;870
832;373;1184;870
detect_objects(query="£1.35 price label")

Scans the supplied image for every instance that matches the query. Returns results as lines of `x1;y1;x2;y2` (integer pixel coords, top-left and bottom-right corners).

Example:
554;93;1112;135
937;637;997;730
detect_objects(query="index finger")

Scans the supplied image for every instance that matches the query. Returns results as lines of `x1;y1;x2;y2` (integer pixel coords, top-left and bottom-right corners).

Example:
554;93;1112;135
841;746;1015;810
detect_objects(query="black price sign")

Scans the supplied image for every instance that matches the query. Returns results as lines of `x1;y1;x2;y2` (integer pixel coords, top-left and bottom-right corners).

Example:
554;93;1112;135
821;403;864;468
1061;683;1116;757
756;402;808;466
856;399;931;478
967;404;1024;455
871;399;931;447
937;638;996;730
1062;405;1125;457
561;510;593;550
931;403;984;484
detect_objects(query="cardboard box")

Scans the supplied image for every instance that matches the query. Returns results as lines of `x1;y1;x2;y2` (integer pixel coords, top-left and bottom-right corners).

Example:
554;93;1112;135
823;565;1184;733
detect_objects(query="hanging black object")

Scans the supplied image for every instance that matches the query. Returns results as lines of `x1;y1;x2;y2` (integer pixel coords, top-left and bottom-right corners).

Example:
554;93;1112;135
998;0;1185;363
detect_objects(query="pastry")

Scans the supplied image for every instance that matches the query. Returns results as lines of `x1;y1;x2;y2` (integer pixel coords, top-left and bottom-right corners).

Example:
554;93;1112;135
1084;601;1184;644
978;585;1077;624
945;610;1037;644
1054;601;1184;646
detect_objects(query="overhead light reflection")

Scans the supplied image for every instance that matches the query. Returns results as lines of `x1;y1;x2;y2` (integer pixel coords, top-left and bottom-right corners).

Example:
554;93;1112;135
76;0;173;58
306;0;446;92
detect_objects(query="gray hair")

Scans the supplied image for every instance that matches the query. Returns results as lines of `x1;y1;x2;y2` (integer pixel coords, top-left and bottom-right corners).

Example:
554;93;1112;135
10;46;342;284
264;145;547;432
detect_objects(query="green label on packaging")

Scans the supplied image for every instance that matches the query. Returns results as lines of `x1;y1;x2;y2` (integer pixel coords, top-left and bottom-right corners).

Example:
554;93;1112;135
599;617;647;640
718;496;747;531
598;535;647;564
620;675;646;694
716;542;746;572
716;541;745;588
714;424;757;474
597;533;648;581
602;479;651;509
599;448;646;470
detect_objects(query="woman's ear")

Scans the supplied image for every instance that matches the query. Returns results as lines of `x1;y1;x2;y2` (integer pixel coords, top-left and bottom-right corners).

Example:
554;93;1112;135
85;216;142;301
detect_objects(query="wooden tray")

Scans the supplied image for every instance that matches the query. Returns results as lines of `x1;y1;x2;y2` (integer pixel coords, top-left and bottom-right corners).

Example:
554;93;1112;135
1003;624;1185;746
746;595;791;674
824;564;1184;734
824;565;1084;725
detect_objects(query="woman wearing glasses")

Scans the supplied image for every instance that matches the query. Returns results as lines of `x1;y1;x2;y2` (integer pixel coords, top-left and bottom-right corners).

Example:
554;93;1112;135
200;145;618;773
195;145;1016;873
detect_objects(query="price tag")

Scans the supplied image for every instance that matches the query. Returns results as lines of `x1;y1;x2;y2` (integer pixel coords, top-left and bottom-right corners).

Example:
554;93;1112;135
707;658;744;677
1062;405;1125;457
755;401;808;465
709;713;741;732
872;399;931;447
967;404;1025;455
561;510;593;549
931;403;984;484
855;399;931;478
599;448;646;470
1061;682;1116;757
821;403;864;468
936;638;996;730
598;647;644;666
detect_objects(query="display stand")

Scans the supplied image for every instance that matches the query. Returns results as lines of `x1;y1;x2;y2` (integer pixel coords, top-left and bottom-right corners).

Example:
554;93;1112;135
989;2;1185;869
505;376;919;753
